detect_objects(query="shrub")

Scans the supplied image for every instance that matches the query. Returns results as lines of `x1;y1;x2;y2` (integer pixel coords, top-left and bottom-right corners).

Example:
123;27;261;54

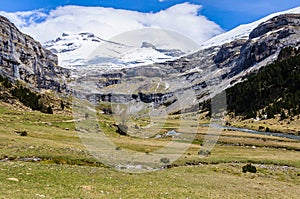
47;105;53;114
16;131;27;136
198;149;211;156
242;164;257;173
60;101;65;110
160;157;170;164
11;86;40;110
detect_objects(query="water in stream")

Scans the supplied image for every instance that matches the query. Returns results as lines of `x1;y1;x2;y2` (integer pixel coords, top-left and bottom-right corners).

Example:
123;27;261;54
203;124;300;141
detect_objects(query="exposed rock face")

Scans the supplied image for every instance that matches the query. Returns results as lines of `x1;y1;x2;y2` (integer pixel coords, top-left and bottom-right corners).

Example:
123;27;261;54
89;14;300;106
249;14;300;39
0;16;69;93
217;14;300;79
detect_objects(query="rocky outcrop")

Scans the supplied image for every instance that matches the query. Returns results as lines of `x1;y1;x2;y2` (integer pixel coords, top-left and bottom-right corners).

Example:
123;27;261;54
219;14;300;79
0;16;69;93
249;14;300;39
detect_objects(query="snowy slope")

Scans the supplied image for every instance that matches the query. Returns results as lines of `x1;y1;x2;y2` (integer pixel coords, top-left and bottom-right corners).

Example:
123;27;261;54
44;30;197;70
44;32;108;68
201;6;300;48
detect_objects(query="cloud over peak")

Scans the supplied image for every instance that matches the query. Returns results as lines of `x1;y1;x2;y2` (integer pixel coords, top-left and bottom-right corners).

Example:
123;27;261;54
0;3;223;44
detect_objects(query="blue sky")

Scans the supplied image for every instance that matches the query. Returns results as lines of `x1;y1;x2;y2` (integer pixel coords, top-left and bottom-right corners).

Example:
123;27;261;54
1;0;300;30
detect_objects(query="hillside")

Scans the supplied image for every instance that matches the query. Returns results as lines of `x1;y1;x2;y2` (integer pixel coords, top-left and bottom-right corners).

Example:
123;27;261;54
226;47;300;119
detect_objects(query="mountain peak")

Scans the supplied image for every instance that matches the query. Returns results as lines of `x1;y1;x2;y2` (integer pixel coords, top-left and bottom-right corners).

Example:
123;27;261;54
43;31;190;69
43;32;108;67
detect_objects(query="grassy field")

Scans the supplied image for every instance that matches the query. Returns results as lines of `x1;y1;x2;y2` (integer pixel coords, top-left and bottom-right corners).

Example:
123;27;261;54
0;102;299;198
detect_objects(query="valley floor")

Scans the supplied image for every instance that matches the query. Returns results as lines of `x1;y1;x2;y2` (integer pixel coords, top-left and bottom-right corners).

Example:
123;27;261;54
0;102;299;198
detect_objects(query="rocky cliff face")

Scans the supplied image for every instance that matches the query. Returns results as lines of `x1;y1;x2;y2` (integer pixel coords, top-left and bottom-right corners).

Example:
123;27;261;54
0;16;69;93
88;14;300;107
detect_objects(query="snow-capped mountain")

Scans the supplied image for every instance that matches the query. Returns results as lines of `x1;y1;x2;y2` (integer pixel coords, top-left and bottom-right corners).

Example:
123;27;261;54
202;6;300;48
85;12;300;106
44;30;198;70
44;32;127;68
41;7;300;104
1;6;300;113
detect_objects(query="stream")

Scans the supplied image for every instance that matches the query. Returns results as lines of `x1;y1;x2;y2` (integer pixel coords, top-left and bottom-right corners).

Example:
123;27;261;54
203;124;300;141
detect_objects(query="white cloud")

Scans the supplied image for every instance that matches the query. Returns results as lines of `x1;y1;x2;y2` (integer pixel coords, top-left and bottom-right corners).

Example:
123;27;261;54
0;3;223;44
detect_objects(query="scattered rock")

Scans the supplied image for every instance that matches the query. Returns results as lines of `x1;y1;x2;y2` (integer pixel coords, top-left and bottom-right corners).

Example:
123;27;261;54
115;147;121;151
165;130;180;137
81;185;93;191
35;194;46;198
116;124;128;136
7;177;19;182
18;157;42;162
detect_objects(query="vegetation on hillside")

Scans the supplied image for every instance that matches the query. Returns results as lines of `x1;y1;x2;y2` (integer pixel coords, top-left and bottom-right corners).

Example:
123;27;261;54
0;75;53;114
226;47;300;119
202;47;300;119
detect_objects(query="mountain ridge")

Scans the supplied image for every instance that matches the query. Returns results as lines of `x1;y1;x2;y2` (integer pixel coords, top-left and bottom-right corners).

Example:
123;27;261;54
201;6;300;48
79;13;300;119
1;9;300;117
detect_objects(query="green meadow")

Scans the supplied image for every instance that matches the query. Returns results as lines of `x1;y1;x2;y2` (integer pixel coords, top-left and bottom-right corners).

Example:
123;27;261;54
0;103;299;198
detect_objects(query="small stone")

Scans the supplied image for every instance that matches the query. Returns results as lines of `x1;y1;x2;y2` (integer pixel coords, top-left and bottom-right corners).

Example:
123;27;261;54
81;185;93;191
35;194;46;198
7;177;19;182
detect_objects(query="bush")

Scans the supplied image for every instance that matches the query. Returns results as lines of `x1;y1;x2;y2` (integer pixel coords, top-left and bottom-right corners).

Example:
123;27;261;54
10;85;53;114
16;131;27;136
242;164;257;173
198;149;211;156
0;75;12;88
47;105;53;114
60;101;65;110
160;157;170;164
11;86;40;110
